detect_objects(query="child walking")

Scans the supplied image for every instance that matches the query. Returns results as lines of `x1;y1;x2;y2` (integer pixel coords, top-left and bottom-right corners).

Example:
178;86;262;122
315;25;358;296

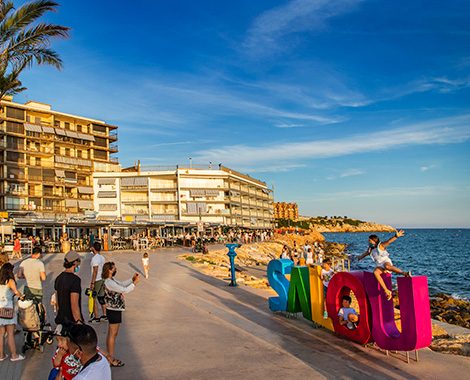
358;230;410;301
142;252;149;279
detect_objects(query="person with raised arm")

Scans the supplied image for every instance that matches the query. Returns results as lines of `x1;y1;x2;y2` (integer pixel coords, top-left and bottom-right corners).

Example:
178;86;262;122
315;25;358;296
358;230;411;300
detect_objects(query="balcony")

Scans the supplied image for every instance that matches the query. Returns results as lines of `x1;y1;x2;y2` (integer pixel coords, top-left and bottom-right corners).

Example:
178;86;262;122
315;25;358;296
28;146;54;155
122;199;148;204
109;142;118;152
108;130;118;140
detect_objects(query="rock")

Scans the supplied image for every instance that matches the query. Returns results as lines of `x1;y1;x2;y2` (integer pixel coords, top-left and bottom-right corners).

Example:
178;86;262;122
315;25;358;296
430;334;470;356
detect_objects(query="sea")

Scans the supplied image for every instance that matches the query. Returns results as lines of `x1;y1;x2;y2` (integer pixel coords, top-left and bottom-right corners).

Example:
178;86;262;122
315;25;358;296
323;229;470;300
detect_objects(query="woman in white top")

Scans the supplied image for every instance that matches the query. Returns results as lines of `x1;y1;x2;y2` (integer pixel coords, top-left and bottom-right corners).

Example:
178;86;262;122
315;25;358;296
305;248;314;265
0;263;25;361
358;230;410;300
102;261;140;367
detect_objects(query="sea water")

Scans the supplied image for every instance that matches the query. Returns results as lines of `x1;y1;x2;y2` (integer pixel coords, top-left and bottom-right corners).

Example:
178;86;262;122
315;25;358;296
323;229;470;300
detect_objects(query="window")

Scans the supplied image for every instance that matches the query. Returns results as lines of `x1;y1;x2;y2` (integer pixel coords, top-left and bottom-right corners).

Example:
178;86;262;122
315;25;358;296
93;150;107;160
64;122;70;130
6;107;25;120
5;121;24;134
54;120;60;127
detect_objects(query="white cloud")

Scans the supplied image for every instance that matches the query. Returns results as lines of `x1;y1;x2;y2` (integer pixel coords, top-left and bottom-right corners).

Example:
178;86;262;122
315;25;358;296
241;163;307;173
194;115;470;166
420;164;437;172
378;76;470;102
244;0;363;57
340;168;365;178
327;168;364;180
298;185;463;202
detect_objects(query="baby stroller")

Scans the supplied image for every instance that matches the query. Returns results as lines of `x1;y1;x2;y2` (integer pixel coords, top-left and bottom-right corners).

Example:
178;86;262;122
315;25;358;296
17;299;54;353
193;238;208;254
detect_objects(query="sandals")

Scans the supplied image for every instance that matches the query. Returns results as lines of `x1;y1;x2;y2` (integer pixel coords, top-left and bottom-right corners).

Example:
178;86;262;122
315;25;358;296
0;355;8;361
111;359;125;367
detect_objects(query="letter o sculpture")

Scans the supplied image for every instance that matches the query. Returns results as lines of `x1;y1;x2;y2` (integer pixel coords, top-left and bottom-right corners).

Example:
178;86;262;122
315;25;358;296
326;271;372;345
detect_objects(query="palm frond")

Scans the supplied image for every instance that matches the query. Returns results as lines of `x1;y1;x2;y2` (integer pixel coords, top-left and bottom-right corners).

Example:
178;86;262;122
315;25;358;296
10;46;62;69
7;22;69;53
0;1;15;20
3;0;59;30
0;0;68;99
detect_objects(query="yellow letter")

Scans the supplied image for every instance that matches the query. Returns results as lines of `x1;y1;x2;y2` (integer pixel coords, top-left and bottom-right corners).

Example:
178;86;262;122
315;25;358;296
309;266;334;331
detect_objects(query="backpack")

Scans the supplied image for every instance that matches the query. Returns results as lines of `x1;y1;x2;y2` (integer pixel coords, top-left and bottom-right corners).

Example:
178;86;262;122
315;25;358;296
18;300;41;331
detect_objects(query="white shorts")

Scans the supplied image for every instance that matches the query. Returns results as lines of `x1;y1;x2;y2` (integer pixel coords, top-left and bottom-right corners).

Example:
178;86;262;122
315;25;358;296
376;257;393;270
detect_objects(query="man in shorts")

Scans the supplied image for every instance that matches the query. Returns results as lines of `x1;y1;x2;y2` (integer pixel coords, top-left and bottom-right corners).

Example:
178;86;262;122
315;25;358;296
18;246;46;303
89;242;106;322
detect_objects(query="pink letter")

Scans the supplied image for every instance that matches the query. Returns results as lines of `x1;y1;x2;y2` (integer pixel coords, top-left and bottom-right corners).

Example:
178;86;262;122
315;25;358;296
363;273;432;351
327;271;373;345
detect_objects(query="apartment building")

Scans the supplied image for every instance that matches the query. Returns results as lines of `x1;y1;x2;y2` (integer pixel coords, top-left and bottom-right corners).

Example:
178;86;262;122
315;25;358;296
0;97;119;216
274;202;299;220
93;165;274;228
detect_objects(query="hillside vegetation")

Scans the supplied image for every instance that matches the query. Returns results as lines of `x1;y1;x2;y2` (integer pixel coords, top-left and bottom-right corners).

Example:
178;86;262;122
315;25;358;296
277;216;395;233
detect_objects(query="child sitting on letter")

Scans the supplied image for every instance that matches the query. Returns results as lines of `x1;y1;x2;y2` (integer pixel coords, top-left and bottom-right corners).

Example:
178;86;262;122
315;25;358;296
321;259;335;319
338;295;359;330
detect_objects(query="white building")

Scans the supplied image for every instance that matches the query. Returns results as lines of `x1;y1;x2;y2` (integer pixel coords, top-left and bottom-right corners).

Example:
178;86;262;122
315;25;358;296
93;165;274;228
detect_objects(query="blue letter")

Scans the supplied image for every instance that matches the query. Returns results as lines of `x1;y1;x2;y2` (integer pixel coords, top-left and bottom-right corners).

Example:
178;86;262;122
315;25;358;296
267;259;293;312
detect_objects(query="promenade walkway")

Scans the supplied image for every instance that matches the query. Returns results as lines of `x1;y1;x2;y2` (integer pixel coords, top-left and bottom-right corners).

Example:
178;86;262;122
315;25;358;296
1;247;469;379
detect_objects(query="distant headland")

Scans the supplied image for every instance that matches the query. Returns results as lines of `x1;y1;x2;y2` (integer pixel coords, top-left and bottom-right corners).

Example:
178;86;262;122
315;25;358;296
277;216;396;233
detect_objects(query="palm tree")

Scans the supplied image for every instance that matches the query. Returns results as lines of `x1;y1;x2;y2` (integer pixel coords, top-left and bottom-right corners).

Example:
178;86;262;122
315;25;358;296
0;0;69;99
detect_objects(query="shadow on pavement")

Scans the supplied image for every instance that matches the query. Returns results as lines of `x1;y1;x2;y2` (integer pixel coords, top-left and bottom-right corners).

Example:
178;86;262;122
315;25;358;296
177;261;420;380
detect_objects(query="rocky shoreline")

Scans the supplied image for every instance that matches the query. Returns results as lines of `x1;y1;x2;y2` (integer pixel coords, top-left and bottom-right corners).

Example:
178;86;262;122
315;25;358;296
430;293;470;329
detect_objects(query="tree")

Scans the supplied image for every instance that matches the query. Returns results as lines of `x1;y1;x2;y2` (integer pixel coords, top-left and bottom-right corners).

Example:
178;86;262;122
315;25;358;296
0;0;69;99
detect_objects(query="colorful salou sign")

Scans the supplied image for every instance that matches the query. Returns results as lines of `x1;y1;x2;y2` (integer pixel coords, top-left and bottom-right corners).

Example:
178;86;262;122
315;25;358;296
267;259;432;351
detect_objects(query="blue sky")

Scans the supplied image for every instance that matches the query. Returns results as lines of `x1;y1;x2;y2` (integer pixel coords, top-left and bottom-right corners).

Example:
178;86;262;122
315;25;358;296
14;0;470;227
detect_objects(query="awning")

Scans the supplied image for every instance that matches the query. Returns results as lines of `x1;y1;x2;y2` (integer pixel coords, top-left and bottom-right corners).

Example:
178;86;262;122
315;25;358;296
78;186;94;194
55;128;67;136
97;178;115;185
78;200;93;209
99;203;117;211
152;214;176;221
55;169;65;177
205;189;219;196
24;123;42;132
77;132;95;141
189;189;206;197
55;156;91;167
98;191;117;198
65;199;78;208
65;130;79;138
121;177;148;187
42;126;55;134
135;177;147;186
77;159;92;167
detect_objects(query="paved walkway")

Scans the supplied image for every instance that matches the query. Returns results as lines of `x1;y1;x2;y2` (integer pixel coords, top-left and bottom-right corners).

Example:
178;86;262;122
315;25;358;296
1;247;469;379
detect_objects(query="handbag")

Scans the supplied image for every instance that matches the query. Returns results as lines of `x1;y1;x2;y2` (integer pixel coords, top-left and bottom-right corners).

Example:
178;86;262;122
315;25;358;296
0;307;14;319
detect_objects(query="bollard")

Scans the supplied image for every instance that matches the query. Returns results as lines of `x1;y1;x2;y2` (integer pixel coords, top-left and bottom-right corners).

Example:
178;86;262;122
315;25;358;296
226;243;240;287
